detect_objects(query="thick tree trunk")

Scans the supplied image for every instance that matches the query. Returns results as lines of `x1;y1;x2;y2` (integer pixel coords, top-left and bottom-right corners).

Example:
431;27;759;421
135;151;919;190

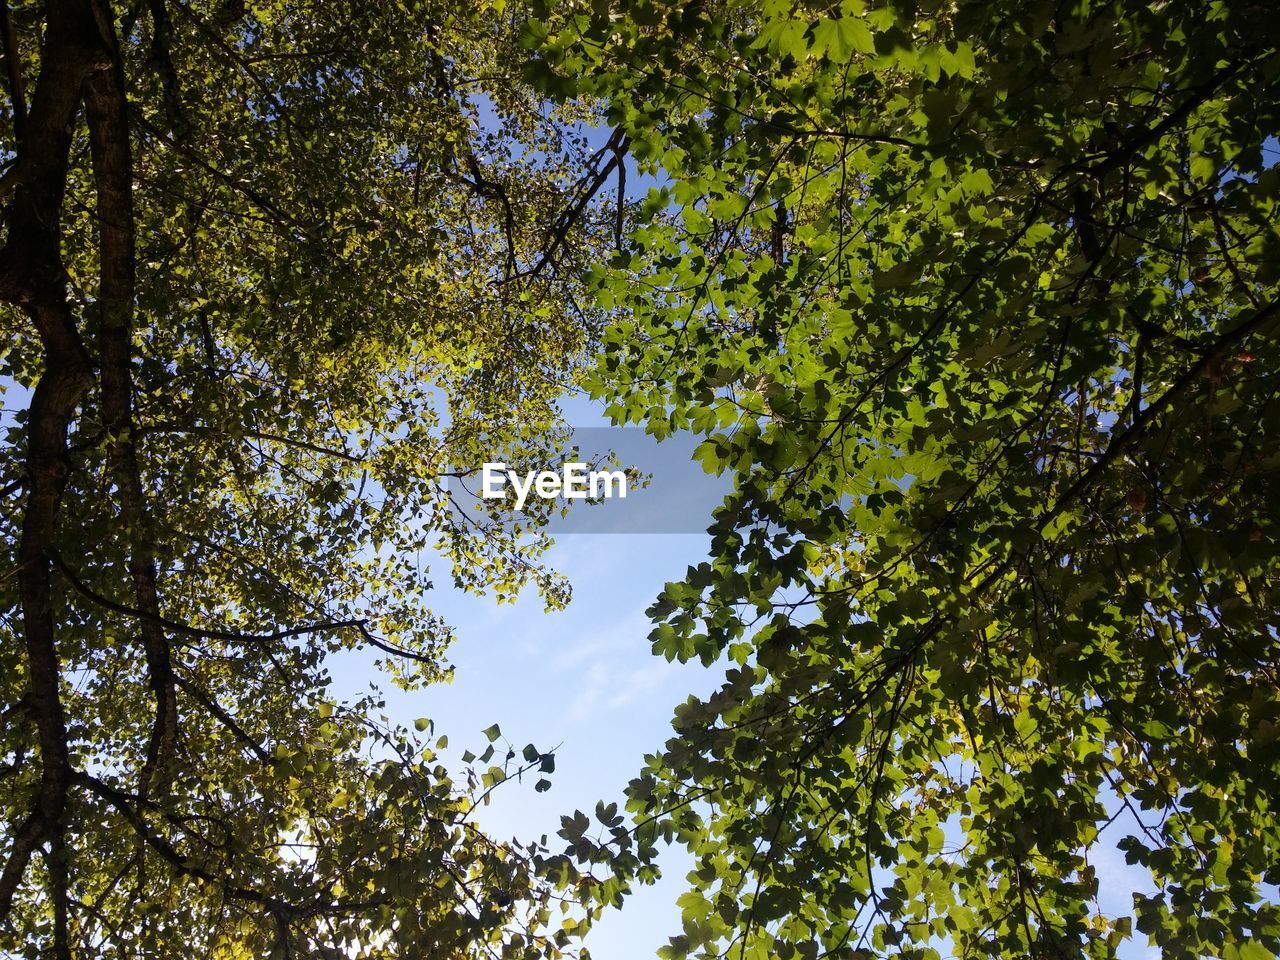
0;3;109;954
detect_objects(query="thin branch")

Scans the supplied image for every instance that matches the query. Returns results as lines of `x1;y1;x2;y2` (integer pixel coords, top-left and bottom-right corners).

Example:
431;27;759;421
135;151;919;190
172;672;274;765
51;553;367;643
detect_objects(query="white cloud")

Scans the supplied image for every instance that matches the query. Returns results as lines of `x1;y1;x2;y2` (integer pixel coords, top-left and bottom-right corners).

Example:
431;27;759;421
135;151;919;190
560;615;689;723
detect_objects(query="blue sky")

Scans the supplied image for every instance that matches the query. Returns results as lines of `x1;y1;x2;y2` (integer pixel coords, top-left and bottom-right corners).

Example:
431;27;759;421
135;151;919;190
331;532;720;959
327;388;727;958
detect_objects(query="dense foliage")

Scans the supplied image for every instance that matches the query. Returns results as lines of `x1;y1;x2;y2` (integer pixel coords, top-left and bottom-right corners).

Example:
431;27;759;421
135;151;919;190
0;1;613;956
530;1;1280;958
8;0;1280;957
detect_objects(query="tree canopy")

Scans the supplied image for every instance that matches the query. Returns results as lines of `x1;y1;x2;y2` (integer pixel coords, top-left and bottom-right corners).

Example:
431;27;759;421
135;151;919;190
5;0;1280;958
526;1;1280;958
0;0;614;956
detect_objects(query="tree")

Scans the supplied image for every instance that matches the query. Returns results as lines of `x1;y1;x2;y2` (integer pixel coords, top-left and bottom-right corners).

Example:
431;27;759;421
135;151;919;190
0;0;613;956
529;1;1280;957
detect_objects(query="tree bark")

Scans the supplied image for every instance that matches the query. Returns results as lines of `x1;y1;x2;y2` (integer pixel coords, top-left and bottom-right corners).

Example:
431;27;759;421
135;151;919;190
0;3;109;954
84;0;177;804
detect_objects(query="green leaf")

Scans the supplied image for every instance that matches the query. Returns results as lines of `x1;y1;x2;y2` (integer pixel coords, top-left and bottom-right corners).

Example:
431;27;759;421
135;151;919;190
811;17;874;61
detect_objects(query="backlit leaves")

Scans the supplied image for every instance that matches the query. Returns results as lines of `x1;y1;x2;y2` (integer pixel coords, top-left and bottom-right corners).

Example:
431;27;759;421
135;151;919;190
531;0;1280;957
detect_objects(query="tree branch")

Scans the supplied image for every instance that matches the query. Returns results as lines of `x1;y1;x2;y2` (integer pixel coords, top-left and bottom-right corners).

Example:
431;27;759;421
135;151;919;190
85;15;178;801
508;127;628;284
51;552;368;643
